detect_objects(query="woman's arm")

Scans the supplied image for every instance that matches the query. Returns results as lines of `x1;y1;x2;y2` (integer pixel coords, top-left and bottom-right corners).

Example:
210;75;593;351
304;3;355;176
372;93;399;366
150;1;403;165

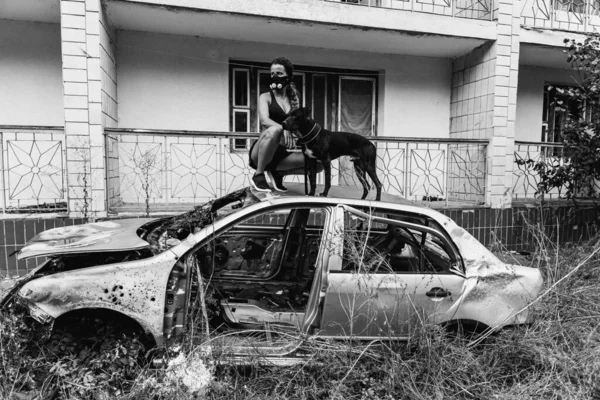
258;92;282;130
258;92;294;148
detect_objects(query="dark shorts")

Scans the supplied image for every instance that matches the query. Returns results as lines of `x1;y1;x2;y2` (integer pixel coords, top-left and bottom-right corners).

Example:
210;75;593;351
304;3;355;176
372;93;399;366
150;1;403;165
249;140;292;171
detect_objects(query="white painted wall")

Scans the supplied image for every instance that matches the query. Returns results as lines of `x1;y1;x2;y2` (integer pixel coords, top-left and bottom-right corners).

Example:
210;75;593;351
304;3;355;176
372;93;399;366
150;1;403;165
516;65;579;142
117;30;451;138
0;20;64;126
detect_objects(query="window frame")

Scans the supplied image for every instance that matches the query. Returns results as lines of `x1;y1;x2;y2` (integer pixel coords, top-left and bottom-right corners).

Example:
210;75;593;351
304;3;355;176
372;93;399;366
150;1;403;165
228;60;379;151
337;205;465;275
192;205;332;281
337;75;378;135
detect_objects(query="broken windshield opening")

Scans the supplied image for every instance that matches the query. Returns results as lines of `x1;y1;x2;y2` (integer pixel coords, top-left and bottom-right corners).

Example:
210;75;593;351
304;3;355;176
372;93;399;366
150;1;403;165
142;188;261;253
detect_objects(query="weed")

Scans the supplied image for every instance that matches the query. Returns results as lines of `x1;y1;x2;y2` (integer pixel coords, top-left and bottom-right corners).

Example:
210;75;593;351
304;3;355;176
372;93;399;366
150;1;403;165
2;225;600;399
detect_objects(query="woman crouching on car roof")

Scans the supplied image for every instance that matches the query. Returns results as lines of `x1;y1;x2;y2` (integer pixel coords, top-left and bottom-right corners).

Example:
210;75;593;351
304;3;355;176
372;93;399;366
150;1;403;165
249;57;313;193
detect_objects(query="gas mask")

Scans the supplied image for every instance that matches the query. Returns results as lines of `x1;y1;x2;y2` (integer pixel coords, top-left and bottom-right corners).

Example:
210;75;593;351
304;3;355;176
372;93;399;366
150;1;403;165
269;75;291;90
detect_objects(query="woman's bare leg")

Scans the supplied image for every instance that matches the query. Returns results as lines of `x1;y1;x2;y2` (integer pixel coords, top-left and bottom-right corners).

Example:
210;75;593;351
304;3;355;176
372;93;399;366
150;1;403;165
250;126;283;175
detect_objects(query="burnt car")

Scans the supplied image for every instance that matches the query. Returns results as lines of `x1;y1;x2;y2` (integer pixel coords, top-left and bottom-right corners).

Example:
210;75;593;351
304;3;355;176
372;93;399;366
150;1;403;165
1;184;543;360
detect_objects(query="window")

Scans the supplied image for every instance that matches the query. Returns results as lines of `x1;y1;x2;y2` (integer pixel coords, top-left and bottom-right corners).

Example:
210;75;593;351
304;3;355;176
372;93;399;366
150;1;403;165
231;69;251;151
196;207;328;280
341;207;460;274
339;77;377;135
189;206;329;332
229;61;378;150
542;84;580;143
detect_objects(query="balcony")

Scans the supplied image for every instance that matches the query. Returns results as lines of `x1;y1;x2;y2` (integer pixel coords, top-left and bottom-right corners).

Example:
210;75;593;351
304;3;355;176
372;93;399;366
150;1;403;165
321;0;495;20
521;0;600;32
105;0;495;59
105;129;488;214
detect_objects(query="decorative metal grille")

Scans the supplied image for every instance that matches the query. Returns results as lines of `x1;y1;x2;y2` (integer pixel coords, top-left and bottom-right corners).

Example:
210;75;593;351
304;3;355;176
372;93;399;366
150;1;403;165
521;0;599;32
0;129;67;212
512;142;564;200
106;130;487;210
322;0;493;19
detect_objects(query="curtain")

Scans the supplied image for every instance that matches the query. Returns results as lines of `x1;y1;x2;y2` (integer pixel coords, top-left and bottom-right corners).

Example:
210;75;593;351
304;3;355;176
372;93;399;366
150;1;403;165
340;79;374;136
339;78;375;188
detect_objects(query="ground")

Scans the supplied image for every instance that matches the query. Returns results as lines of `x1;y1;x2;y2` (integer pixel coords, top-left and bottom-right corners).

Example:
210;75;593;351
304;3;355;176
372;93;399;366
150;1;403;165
1;239;600;399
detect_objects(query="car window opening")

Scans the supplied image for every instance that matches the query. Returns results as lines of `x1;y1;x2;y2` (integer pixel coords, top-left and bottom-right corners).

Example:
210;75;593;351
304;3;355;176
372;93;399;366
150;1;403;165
186;207;329;336
340;206;460;275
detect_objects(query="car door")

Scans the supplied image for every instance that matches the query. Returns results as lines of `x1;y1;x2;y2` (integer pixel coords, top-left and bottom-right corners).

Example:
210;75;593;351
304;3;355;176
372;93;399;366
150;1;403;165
181;204;338;357
318;205;467;339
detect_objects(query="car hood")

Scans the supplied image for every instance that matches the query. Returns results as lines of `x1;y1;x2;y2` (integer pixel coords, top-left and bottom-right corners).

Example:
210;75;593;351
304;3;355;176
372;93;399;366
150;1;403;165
17;219;158;260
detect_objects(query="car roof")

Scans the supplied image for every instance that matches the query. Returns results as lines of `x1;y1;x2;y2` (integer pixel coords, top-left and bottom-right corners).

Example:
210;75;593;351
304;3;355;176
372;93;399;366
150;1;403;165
247;183;448;222
253;183;414;205
250;182;412;204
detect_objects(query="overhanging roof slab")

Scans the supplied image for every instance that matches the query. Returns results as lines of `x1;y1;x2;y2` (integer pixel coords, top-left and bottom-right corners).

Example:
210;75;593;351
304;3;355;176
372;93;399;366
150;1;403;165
106;0;494;58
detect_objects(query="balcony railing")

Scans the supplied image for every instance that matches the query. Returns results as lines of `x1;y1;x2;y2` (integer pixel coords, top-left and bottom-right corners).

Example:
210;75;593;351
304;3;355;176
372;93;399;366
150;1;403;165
322;0;495;20
512;141;565;201
513;141;600;201
521;0;600;32
105;129;488;212
0;126;68;214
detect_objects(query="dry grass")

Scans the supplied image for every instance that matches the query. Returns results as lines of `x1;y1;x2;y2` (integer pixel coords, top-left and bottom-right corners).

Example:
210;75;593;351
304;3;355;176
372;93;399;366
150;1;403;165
2;225;600;399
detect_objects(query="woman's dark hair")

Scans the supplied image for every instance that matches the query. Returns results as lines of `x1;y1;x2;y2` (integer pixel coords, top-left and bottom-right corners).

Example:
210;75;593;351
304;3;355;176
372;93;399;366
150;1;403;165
271;57;294;78
271;57;300;109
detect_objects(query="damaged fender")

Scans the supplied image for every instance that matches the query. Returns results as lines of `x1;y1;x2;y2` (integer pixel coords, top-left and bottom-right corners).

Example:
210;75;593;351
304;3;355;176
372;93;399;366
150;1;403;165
16;251;180;347
440;218;543;327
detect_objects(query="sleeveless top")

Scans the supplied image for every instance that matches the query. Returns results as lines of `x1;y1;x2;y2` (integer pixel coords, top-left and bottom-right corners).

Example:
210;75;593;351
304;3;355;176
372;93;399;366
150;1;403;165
268;90;288;124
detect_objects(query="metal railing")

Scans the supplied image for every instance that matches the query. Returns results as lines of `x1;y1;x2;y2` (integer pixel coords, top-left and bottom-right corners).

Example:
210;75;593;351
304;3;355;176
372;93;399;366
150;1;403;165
513;140;600;201
323;0;495;20
0;126;68;214
521;0;600;32
105;128;488;211
512;141;565;201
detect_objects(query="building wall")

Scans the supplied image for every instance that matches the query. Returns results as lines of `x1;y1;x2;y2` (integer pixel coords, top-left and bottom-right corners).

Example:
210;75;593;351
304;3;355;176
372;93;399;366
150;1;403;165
100;6;118;128
450;42;496;140
515;65;577;142
0;20;64;127
116;30;452;138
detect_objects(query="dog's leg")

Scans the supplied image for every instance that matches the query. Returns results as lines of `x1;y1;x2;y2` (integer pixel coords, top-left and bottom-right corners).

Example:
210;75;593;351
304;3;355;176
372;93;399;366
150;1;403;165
303;150;309;195
363;146;382;201
320;158;332;197
353;160;370;200
308;158;317;196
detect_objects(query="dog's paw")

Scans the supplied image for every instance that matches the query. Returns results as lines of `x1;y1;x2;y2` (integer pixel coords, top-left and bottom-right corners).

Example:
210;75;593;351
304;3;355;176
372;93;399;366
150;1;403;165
318;193;329;197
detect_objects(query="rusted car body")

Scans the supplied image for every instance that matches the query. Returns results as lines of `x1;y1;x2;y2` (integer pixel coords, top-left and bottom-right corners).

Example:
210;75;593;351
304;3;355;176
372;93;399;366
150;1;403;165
1;184;543;360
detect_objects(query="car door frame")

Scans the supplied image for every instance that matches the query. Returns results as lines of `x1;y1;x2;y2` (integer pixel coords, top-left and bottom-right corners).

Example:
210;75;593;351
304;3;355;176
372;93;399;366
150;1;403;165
317;205;467;340
177;202;341;345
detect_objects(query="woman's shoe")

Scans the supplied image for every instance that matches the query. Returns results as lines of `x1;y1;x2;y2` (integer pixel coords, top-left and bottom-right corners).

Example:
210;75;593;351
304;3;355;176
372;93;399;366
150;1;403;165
267;170;288;192
251;173;272;192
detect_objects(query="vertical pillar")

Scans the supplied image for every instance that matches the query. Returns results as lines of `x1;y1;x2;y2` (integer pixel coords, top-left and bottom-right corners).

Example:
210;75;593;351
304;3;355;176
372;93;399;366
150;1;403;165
60;0;117;218
450;0;520;208
488;0;520;208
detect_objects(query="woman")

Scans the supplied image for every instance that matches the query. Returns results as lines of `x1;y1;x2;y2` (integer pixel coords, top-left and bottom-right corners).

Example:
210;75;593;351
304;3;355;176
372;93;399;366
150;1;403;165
249;57;306;192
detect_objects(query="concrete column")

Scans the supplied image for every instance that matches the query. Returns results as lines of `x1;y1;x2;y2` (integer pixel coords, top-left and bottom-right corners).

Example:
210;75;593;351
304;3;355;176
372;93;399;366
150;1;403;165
60;0;117;218
450;0;520;208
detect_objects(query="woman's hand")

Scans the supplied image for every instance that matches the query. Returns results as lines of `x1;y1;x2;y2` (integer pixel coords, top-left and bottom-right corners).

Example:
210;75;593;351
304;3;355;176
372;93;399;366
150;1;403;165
283;130;295;149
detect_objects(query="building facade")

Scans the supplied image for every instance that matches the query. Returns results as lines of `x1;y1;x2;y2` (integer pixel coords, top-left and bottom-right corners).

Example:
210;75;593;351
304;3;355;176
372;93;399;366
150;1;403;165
0;0;597;273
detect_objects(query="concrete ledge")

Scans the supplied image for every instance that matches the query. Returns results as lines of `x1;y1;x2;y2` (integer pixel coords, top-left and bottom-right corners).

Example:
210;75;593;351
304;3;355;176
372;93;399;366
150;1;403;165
112;0;497;40
520;26;588;47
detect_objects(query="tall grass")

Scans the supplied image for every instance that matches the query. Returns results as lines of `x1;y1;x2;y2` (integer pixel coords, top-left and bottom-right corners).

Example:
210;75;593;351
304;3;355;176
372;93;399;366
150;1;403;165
2;226;600;399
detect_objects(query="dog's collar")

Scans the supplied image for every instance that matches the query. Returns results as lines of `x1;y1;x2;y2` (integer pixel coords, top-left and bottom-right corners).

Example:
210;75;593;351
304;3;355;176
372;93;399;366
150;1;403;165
296;122;322;145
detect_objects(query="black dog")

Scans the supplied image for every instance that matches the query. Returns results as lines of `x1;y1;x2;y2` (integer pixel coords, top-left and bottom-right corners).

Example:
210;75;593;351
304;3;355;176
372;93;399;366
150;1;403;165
282;107;382;201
